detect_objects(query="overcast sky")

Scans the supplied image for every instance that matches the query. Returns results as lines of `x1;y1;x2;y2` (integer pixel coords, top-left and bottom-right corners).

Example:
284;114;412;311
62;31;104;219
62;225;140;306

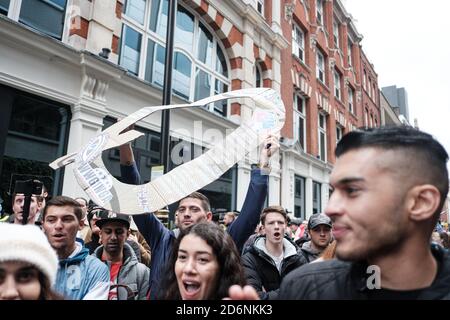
343;0;450;167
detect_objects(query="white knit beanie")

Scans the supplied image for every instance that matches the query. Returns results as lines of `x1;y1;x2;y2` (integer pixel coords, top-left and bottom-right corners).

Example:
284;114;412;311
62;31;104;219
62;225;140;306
0;223;58;285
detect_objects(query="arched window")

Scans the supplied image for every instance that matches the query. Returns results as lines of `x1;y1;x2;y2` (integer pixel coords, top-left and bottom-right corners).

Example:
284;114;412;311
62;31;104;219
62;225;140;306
120;0;230;116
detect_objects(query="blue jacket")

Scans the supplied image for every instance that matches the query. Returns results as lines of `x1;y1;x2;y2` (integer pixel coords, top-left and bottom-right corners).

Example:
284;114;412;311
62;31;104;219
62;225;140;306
54;242;110;300
121;163;268;299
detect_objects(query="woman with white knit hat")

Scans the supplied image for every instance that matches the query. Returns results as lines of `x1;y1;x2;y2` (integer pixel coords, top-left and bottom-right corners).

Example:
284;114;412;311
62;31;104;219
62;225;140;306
0;223;61;300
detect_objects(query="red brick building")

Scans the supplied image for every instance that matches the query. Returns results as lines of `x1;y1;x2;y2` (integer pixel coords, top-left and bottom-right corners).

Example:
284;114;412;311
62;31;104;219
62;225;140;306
279;0;381;219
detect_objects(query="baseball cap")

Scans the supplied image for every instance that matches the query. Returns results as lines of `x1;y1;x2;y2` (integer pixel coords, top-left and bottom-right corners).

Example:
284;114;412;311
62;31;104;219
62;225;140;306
289;218;302;226
95;211;131;229
308;213;332;229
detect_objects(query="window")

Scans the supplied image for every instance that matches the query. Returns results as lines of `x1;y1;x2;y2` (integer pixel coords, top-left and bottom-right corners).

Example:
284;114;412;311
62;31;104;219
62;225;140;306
336;125;343;144
363;70;367;90
318;113;327;161
0;85;71;211
292;24;305;62
294;93;306;150
364;108;369;127
347;39;353;67
348;87;354;114
255;63;263;88
120;25;142;75
316;0;324;25
4;0;67;39
0;0;9;15
374;117;378;127
316;50;325;83
294;175;306;219
334;69;341;100
370;113;374;128
368;78;372;98
333;21;339;48
373;83;377;103
256;0;264;15
124;0;146;24
121;1;230;116
312;181;322;214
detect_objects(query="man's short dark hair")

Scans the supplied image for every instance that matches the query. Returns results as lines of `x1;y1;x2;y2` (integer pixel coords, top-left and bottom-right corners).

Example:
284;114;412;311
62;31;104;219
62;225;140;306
260;206;288;225
179;192;211;212
43;196;83;221
336;126;449;219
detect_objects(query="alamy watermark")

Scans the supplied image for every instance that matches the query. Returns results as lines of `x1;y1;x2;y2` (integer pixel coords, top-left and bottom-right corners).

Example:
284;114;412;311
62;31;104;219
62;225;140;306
366;265;381;290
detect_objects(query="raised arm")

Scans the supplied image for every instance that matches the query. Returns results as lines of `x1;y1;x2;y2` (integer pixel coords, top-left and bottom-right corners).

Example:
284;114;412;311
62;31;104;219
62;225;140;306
227;135;279;252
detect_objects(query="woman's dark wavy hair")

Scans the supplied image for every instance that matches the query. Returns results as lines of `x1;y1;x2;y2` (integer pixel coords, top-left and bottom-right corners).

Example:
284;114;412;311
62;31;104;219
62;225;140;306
160;222;246;300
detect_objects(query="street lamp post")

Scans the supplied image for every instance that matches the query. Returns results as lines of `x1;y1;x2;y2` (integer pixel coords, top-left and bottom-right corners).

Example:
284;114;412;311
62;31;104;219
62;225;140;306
160;0;177;175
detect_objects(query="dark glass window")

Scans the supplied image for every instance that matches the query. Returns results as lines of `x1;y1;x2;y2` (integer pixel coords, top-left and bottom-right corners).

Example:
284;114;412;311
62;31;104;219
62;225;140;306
0;85;70;214
312;181;321;214
294;175;305;219
0;0;9;15
19;0;67;39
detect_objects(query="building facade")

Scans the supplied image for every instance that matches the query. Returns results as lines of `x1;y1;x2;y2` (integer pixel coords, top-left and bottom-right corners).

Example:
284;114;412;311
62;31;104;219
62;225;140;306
380;90;401;125
278;0;380;220
382;85;410;122
0;0;287;214
0;0;381;221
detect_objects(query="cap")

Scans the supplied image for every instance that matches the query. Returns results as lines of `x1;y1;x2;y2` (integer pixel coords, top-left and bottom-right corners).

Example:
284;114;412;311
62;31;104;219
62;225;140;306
95;211;131;229
308;213;332;230
0;223;58;285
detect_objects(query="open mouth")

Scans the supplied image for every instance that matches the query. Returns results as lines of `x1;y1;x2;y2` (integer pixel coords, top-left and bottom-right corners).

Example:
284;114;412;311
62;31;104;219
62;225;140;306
182;281;201;298
53;233;65;241
274;232;281;238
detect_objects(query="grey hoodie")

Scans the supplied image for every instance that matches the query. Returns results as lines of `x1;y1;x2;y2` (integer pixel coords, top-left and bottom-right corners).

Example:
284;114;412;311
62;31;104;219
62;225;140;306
93;242;150;300
299;240;322;263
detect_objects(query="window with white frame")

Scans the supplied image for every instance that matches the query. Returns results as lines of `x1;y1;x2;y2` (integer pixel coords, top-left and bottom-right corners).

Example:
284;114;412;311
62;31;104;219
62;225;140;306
363;70;367;90
373;83;377;103
256;0;264;15
1;0;67;39
347;38;353;66
333;21;339;49
294;92;307;151
334;69;341;100
368;78;372;98
316;49;325;83
336;125;343;144
348;87;354;114
318;113;327;161
121;0;230;116
292;24;305;62
316;0;324;25
364;108;369;127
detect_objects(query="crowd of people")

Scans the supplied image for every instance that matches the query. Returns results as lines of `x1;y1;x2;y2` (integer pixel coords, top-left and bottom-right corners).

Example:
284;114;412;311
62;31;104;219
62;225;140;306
1;126;449;300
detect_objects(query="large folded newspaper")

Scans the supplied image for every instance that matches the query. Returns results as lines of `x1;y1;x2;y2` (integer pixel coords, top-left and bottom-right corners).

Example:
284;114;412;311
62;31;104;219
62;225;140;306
49;88;285;214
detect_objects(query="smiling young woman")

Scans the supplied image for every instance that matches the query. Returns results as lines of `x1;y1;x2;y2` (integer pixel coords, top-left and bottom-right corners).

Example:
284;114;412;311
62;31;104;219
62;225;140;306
159;222;246;300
